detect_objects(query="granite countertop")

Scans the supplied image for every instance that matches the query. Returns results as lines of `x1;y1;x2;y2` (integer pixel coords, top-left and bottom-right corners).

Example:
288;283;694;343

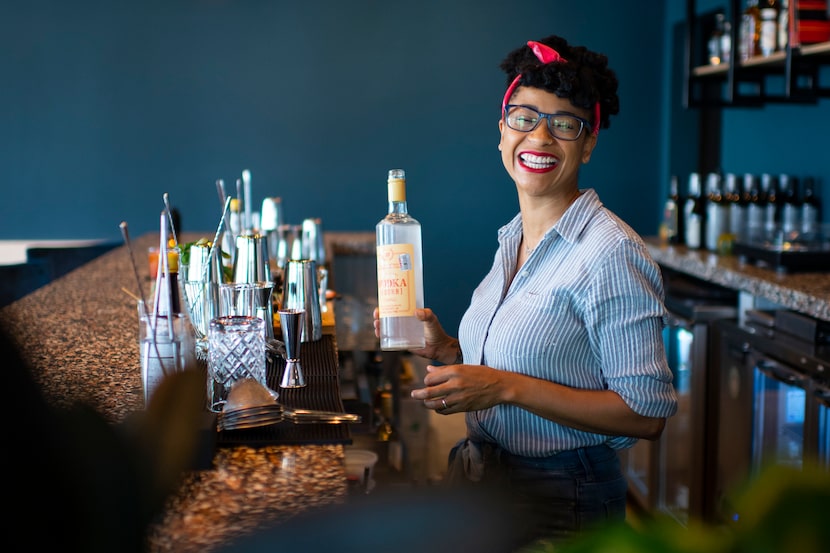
644;238;830;322
1;233;348;552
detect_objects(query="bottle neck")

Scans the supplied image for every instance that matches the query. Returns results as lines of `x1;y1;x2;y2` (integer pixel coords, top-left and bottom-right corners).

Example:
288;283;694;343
388;199;409;215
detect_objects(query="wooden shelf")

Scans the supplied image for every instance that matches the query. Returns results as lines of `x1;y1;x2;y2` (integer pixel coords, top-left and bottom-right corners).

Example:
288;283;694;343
691;41;830;78
685;0;830;107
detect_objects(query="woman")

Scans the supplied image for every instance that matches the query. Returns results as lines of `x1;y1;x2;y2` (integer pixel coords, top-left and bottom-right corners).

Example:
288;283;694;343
375;35;677;545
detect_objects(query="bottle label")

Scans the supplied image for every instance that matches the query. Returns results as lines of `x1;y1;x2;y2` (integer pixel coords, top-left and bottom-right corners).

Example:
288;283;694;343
376;243;417;317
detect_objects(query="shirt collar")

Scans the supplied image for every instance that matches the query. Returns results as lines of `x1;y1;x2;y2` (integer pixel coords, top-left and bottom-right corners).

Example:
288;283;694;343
498;188;604;246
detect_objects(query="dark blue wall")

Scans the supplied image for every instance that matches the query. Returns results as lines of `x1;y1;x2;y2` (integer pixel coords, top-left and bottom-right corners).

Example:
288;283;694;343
1;0;669;334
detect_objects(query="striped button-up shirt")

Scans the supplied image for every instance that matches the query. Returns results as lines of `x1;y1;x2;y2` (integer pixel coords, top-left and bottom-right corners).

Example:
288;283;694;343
459;188;678;457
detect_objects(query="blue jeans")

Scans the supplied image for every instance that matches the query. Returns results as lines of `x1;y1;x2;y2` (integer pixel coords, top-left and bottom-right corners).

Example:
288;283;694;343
447;441;627;545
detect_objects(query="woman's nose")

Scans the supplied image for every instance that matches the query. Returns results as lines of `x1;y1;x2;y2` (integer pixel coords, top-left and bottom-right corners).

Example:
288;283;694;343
528;118;554;143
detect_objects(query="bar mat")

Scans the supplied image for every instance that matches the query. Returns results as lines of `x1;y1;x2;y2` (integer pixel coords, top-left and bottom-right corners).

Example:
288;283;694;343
216;335;353;447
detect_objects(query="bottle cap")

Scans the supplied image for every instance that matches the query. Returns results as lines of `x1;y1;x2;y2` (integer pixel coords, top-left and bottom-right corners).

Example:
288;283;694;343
387;169;406;202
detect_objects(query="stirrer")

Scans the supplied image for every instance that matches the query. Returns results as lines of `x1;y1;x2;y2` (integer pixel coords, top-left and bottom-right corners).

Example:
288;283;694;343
119;221;168;376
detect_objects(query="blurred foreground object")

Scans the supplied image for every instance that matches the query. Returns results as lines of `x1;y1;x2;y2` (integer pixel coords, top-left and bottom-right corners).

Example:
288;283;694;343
7;321;205;553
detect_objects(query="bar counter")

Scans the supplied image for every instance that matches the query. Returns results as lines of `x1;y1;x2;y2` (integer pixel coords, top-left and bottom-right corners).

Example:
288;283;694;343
644;238;830;322
1;234;348;552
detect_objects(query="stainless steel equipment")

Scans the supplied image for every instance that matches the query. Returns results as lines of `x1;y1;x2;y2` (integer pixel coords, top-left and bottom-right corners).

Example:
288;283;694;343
733;223;830;273
712;316;830;525
622;268;737;523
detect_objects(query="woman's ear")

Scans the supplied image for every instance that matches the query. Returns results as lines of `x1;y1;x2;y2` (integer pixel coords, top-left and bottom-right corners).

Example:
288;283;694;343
581;133;598;164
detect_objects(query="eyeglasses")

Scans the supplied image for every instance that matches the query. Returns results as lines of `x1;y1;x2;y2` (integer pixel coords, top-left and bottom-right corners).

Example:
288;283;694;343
503;104;592;141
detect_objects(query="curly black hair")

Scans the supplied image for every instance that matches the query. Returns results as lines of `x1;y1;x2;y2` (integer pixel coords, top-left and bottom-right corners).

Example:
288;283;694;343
500;35;620;131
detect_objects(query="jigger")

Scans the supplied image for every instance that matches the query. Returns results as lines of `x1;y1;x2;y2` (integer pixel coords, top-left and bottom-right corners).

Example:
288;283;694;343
279;308;306;388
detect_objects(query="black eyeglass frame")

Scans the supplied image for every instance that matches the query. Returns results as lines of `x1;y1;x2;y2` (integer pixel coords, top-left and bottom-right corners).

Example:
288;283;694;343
503;104;593;141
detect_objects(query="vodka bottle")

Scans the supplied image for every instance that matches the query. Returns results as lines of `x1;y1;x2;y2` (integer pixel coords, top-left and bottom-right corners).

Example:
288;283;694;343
376;169;425;351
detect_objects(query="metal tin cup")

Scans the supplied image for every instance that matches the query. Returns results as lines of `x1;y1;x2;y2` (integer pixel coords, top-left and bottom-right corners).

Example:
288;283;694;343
282;259;323;342
301;217;326;266
207;315;266;412
260;197;284;262
232;233;272;284
218;281;276;340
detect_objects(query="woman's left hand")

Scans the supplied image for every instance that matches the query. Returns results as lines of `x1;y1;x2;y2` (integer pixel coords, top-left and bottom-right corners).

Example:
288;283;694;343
410;363;506;414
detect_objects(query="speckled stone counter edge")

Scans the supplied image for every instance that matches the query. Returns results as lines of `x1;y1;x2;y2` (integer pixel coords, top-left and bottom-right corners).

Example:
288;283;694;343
0;233;348;552
644;238;830;322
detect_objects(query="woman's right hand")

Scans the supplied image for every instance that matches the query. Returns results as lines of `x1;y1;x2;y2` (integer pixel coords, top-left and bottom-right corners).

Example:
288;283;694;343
372;307;460;365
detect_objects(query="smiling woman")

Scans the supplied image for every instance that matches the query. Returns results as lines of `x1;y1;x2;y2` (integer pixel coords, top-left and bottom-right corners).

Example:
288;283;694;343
374;34;677;549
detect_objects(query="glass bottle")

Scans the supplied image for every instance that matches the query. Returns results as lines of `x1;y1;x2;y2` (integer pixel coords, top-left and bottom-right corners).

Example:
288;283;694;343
705;172;730;251
801;177;821;237
709;13;727;65
376;169;425;351
722;19;733;64
778;0;789;52
780;174;801;237
726;173;747;243
745;173;767;242
762;173;782;236
683;172;706;250
759;0;780;57
662;175;683;245
740;0;762;61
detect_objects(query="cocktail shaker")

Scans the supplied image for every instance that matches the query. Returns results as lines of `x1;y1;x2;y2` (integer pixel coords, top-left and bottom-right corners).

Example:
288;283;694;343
260;197;284;266
282;259;322;342
232;233;272;284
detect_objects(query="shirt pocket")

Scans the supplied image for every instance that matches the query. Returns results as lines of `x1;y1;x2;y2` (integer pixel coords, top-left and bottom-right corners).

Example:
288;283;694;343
488;291;573;361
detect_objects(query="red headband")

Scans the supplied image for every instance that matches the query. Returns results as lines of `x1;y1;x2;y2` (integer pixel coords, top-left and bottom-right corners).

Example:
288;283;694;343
502;40;600;136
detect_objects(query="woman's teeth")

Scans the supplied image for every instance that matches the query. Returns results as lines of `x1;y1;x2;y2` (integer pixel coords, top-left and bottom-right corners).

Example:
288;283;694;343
520;153;558;169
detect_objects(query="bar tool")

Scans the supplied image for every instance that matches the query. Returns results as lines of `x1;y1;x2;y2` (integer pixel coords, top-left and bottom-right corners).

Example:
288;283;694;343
279;308;306;388
282;259;323;342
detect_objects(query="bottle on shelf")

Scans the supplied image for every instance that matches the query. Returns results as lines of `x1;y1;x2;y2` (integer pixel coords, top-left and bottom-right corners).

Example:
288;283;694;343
778;0;789;52
722;18;733;63
762;173;782;236
376;169;426;351
740;0;762;61
683;172;706;250
801;176;821;237
780;174;802;237
705;172;730;252
726;173;748;243
709;12;728;65
745;173;767;242
661;175;683;245
759;0;780;57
